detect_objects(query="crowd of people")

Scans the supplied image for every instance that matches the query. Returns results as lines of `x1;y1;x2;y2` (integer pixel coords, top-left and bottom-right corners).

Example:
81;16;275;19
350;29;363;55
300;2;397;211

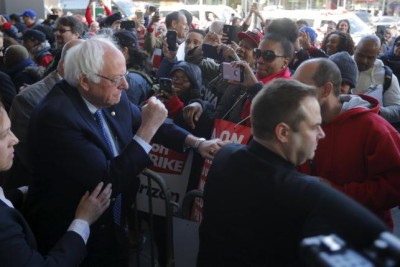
0;1;399;266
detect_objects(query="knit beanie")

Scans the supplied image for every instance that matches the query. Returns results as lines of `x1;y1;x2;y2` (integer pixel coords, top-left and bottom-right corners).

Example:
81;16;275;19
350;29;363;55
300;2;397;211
4;45;29;67
23;29;46;42
329;51;358;88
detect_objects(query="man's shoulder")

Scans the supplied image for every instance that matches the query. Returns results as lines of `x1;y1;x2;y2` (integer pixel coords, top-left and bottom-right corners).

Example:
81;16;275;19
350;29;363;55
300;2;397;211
16;72;60;102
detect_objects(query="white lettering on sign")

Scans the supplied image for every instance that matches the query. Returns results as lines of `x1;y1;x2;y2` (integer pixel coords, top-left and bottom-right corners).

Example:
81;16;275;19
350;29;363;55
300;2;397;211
152;143;169;155
219;130;245;143
138;183;180;203
149;154;184;172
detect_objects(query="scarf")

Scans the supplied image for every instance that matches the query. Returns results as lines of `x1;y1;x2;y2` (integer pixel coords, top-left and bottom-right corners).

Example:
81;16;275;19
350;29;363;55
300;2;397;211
240;67;291;126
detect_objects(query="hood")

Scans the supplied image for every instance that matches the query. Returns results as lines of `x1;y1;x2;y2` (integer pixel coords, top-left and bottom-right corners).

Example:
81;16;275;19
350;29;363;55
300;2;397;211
170;61;202;92
333;94;380;124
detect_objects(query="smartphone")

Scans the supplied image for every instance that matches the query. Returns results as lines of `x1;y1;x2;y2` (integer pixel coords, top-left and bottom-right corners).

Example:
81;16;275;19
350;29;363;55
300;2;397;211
222;62;244;82
47;14;59;20
202;44;222;60
159;78;173;94
120;20;135;29
223;24;236;44
166;30;177;51
376;25;386;40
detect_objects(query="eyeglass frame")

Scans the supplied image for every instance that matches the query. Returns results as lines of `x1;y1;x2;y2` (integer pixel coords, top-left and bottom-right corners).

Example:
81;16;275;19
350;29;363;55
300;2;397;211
95;71;129;86
171;75;190;83
254;48;286;62
55;28;73;34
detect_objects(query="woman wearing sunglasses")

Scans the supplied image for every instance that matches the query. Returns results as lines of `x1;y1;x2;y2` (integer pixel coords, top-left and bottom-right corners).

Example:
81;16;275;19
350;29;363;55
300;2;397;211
218;33;294;126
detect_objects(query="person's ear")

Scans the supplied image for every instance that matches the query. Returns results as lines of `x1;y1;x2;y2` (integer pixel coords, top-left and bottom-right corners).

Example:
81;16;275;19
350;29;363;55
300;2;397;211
275;122;291;143
282;57;290;69
171;19;178;29
79;74;90;91
121;47;129;59
321;81;333;98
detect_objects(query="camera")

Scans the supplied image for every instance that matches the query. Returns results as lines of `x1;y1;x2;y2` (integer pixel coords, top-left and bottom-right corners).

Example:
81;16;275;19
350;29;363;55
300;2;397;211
300;232;400;267
222;62;244;82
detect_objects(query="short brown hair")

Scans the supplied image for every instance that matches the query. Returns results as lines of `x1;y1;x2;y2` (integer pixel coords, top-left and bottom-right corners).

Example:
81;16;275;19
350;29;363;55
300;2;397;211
251;79;317;140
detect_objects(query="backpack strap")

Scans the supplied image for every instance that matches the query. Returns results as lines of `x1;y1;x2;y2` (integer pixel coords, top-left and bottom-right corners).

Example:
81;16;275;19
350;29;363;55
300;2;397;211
383;65;393;93
127;68;154;86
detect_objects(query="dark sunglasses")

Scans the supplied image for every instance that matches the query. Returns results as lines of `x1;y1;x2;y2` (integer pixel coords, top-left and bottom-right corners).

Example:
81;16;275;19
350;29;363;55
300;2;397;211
254;49;285;62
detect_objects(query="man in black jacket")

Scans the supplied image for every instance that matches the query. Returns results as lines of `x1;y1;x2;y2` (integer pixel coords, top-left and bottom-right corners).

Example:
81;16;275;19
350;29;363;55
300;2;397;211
198;79;388;266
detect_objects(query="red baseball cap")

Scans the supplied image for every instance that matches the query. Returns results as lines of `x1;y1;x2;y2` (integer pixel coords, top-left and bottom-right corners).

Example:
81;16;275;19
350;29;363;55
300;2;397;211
237;31;264;46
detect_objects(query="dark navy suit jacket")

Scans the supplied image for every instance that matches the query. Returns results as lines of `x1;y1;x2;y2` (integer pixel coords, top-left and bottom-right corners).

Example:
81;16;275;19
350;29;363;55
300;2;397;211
25;80;189;263
0;200;86;267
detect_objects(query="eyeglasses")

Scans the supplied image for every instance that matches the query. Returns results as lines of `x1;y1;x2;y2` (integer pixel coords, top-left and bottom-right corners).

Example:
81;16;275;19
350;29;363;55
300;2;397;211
254;49;286;62
95;72;129;86
55;28;72;34
171;76;190;83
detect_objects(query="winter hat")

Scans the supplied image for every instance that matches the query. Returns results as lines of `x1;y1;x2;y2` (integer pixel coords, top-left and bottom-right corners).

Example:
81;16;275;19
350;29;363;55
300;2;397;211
4;45;29;67
23;29;46;42
299;26;317;43
113;30;138;48
329;51;358;88
104;12;122;27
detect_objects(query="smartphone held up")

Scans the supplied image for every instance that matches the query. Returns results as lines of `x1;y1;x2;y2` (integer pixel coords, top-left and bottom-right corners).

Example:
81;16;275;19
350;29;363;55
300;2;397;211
222;62;244;82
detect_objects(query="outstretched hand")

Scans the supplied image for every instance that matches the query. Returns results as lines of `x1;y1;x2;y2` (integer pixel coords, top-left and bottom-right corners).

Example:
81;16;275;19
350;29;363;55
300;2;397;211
198;139;231;160
75;182;112;225
183;102;203;129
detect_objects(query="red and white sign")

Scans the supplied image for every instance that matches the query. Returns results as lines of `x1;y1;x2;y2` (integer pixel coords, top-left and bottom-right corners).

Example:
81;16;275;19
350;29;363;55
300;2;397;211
137;143;193;216
191;119;252;222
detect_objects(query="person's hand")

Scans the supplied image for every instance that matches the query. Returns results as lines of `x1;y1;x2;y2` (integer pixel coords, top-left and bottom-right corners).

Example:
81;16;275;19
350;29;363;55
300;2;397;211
183;102;203;129
218;44;240;62
298;31;311;50
149;13;161;27
230;41;239;52
198;139;231;159
203;31;221;46
156;89;174;102
221;33;229;44
230;61;258;87
75;182;112;225
137;96;168;143
162;39;178;62
0;15;7;26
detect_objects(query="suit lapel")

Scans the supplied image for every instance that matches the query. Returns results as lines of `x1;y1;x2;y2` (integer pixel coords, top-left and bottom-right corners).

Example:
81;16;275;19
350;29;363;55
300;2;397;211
60;81;114;157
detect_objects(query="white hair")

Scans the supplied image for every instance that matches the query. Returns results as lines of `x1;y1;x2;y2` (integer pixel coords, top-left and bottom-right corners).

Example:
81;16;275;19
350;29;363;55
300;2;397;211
64;36;120;87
